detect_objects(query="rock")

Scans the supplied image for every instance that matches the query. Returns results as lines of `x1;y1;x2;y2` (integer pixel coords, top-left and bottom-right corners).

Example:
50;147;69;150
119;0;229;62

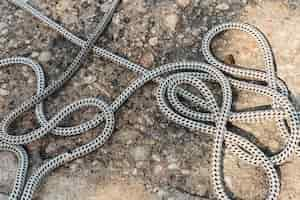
130;146;151;161
176;0;191;8
167;163;180;170
0;22;7;36
153;164;164;175
45;143;58;154
216;3;230;10
140;52;155;68
223;54;235;65
0;37;6;44
0;194;8;200
0;22;7;31
31;51;40;58
163;13;179;32
149;37;158;46
83;75;97;84
151;154;161;162
7;39;18;49
0;29;8;36
0;88;9;96
38;51;52;63
0;152;17;194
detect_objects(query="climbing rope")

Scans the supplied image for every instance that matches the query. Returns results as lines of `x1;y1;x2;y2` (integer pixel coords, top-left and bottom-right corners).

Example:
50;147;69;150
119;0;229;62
1;0;299;199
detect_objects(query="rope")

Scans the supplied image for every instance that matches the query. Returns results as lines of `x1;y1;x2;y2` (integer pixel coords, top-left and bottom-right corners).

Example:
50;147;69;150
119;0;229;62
1;0;299;199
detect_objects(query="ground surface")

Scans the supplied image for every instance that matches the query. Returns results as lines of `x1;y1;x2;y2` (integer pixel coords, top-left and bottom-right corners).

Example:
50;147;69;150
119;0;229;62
1;0;300;199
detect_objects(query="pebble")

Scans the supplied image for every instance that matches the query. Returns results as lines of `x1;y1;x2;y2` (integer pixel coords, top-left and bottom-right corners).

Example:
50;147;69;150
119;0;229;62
151;154;161;162
167;163;180;170
163;13;179;32
153;164;164;175
7;39;18;48
45;143;58;154
197;184;209;196
149;37;159;46
0;28;8;36
38;51;52;63
0;37;6;44
31;51;40;58
176;0;191;8
0;88;9;96
0;22;6;29
130;145;151;161
140;52;155;68
83;75;97;84
216;3;230;10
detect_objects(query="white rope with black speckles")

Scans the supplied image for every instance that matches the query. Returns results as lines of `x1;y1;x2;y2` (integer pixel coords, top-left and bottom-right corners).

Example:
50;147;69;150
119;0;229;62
1;0;299;199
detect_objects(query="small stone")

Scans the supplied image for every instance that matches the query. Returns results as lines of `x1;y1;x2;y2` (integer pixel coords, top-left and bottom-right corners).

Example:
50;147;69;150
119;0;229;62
152;154;161;162
0;29;8;36
83;75;97;84
224;54;235;65
31;51;40;58
45;143;58;154
149;37;158;46
132;168;138;175
7;39;18;48
0;88;9;96
216;3;230;10
153;164;163;175
140;52;154;68
181;169;190;175
130;145;151;161
38;51;52;62
163;13;179;32
225;176;233;189
0;194;8;200
0;37;6;44
176;0;191;8
167;163;180;170
0;22;7;31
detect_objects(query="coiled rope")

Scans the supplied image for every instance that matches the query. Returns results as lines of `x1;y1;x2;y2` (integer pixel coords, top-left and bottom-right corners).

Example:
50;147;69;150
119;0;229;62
1;0;299;199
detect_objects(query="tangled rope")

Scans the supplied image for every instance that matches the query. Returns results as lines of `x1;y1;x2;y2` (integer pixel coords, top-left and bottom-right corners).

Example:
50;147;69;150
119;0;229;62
1;0;299;199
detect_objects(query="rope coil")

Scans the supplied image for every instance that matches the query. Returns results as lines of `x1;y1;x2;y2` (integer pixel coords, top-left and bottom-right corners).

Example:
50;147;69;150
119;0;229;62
0;0;299;199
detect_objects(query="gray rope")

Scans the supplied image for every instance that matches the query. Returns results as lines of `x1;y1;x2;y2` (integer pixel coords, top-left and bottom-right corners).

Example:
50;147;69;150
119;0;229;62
1;0;299;199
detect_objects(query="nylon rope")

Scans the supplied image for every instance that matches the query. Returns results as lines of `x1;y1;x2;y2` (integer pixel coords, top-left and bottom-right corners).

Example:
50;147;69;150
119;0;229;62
0;0;299;199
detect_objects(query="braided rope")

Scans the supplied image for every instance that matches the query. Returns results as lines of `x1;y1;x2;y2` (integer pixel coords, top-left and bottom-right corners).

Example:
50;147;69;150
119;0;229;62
0;0;299;199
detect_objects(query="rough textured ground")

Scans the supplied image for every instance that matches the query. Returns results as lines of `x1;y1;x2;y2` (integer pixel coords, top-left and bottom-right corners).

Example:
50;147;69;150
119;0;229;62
1;0;300;200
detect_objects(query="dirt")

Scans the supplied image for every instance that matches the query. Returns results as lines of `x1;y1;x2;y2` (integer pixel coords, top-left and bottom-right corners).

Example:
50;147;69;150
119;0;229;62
1;0;300;200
